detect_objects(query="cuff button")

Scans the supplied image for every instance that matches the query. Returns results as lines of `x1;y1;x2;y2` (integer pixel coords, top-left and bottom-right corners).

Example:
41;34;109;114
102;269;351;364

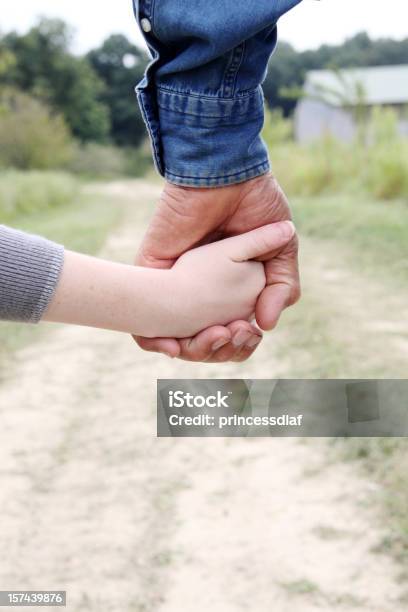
141;18;152;33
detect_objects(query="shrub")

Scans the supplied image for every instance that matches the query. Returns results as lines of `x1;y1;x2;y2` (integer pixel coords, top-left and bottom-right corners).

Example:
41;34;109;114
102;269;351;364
68;141;153;178
0;170;78;220
68;143;127;177
370;105;400;145
269;137;355;197
364;107;408;200
364;143;408;200
122;142;154;177
263;104;408;201
263;111;356;197
0;88;74;170
263;108;293;147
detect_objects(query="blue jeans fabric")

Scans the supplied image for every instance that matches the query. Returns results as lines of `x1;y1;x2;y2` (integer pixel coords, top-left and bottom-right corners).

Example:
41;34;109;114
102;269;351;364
133;0;303;187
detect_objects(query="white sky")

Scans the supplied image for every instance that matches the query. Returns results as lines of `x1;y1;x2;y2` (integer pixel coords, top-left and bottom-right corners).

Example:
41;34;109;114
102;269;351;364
2;0;407;54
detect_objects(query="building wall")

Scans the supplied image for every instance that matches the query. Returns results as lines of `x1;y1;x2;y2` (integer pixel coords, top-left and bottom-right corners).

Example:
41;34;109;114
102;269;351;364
294;100;355;143
294;99;408;142
392;104;408;136
399;118;408;137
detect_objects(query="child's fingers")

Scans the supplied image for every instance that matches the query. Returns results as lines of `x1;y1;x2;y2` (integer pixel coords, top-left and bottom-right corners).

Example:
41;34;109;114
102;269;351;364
224;221;296;262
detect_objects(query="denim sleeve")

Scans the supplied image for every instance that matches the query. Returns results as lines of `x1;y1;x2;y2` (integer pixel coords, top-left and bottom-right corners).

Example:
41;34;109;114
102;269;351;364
134;0;304;187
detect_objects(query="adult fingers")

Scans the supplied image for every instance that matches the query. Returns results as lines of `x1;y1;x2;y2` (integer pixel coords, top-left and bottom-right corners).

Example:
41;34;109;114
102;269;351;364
211;320;263;363
132;335;181;358
255;236;301;330
178;320;262;362
133;326;233;361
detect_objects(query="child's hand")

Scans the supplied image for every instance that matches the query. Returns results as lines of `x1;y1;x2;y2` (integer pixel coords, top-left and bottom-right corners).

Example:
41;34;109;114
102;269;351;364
43;220;295;342
165;221;296;338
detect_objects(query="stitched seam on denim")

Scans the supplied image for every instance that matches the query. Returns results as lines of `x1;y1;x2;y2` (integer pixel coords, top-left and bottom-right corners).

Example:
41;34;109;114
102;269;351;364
138;0;158;59
138;92;161;170
164;164;270;187
151;0;157;31
222;42;246;98
157;87;263;119
156;85;260;101
157;106;264;121
140;0;153;19
157;108;263;120
232;41;246;96
165;161;269;181
222;43;245;98
132;0;138;21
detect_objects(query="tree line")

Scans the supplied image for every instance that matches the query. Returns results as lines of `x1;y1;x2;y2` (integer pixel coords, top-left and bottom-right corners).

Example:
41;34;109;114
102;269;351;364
1;19;408;148
0;19;148;146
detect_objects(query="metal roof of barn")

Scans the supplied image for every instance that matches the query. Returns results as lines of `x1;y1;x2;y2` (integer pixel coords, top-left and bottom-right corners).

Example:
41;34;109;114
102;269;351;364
304;64;408;106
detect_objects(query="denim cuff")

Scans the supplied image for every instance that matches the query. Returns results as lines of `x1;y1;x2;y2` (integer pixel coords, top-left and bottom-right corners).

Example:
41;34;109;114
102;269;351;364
138;84;270;188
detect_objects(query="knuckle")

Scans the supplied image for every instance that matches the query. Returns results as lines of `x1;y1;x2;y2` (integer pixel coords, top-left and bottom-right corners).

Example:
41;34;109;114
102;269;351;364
255;231;271;253
288;282;302;306
291;232;300;253
136;338;157;352
280;232;299;257
232;352;252;363
136;248;156;267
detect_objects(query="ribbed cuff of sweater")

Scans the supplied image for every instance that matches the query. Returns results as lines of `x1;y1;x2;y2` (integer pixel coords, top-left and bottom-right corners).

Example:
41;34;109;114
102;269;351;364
0;225;64;323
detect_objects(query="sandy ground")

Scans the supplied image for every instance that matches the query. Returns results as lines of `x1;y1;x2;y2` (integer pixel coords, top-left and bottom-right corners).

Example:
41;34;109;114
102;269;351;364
0;180;407;612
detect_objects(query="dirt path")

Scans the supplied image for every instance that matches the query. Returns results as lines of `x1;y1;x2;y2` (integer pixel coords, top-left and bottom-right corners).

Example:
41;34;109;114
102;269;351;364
0;180;406;611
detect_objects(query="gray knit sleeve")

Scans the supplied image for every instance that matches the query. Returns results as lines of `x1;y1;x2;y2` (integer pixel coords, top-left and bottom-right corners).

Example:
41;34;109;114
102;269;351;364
0;225;64;323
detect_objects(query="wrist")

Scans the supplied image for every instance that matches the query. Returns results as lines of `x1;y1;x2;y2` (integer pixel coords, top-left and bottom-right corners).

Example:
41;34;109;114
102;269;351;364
127;266;176;338
139;266;195;339
44;251;176;338
139;265;201;339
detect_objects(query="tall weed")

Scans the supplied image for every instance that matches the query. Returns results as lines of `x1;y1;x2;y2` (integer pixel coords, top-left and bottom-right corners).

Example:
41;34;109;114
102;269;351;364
0;171;78;221
263;105;408;201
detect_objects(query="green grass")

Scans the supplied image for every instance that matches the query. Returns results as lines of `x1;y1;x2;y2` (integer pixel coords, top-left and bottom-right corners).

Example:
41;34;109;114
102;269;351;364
14;190;122;255
0;170;79;219
67;143;153;180
0;181;124;369
290;193;408;567
292;193;408;282
272;192;403;377
280;579;319;596
264;106;408;201
331;438;408;569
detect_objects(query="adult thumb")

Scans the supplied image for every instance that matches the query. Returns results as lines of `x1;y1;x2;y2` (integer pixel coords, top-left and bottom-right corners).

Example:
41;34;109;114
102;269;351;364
225;221;296;262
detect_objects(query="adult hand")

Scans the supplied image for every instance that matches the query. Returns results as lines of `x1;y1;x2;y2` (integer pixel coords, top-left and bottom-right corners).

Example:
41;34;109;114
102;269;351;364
134;173;300;362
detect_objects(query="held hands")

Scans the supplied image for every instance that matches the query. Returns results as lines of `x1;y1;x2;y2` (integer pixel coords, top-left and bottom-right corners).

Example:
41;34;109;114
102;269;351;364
135;173;301;362
41;180;297;347
158;221;296;339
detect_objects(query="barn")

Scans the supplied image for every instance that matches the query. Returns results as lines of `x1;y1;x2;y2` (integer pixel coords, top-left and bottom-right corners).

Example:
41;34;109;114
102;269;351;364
294;64;408;142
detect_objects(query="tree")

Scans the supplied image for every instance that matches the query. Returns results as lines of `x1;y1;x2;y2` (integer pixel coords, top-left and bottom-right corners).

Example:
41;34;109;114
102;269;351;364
1;18;110;142
2;21;408;143
88;35;149;146
0;88;73;169
263;32;408;115
0;42;16;78
263;42;304;116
